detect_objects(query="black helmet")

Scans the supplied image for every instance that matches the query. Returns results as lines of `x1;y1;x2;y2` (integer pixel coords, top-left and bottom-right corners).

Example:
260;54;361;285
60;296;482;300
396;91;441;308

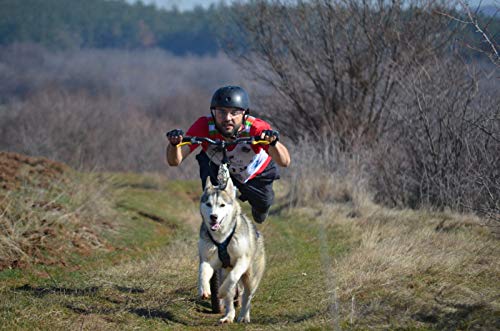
210;86;249;111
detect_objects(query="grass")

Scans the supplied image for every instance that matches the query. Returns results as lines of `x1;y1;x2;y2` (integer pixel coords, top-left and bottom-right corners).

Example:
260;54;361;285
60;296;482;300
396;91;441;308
0;172;498;330
332;206;500;330
0;171;114;272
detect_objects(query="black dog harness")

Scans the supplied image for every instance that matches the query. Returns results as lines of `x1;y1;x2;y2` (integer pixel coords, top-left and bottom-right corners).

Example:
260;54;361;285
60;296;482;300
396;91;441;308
206;224;236;268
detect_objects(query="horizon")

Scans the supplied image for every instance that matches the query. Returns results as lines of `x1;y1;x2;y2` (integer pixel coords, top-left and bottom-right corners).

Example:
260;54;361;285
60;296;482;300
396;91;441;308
130;0;498;11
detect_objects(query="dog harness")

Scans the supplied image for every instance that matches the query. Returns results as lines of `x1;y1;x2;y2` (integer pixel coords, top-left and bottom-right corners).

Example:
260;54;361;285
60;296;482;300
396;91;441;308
206;224;236;268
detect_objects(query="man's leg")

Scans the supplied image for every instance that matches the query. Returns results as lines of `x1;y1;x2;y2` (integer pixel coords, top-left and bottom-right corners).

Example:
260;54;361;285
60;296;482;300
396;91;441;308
236;180;274;224
195;151;219;190
234;161;279;224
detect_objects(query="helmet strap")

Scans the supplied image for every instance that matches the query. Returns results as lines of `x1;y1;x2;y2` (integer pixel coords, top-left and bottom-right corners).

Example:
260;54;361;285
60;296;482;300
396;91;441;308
243;110;248;131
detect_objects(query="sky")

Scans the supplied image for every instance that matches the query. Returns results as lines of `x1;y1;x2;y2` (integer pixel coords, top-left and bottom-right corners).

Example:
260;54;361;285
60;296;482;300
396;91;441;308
132;0;497;11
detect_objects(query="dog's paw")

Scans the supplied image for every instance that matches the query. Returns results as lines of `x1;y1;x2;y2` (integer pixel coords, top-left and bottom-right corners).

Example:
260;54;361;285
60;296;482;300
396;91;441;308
219;316;234;324
199;287;211;299
237;315;251;323
200;290;211;300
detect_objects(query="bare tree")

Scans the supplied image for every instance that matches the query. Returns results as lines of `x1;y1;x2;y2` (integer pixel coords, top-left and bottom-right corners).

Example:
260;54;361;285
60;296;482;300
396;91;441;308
437;0;499;67
223;0;460;148
222;0;499;225
373;55;499;214
0;46;242;175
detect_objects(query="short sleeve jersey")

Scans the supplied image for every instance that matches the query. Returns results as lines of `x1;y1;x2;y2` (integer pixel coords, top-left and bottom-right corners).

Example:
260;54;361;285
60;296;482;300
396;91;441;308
186;115;273;183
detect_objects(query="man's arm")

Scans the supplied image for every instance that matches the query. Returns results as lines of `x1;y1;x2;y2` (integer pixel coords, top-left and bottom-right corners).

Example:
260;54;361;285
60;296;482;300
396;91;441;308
267;142;291;167
165;129;192;166
166;143;191;166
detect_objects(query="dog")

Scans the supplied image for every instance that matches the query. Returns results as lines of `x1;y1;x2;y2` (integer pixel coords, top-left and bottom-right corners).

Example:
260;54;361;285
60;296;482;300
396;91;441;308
198;177;266;323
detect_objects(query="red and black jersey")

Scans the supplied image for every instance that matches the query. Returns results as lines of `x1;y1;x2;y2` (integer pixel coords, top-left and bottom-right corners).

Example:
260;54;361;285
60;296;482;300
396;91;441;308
186;115;273;183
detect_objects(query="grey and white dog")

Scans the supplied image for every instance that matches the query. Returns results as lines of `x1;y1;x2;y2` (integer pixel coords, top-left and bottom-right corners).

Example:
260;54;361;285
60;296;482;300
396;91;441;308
198;177;266;323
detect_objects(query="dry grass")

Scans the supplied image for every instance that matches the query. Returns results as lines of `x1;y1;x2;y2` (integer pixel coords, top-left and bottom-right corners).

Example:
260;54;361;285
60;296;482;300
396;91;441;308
283;137;499;327
1;162;498;329
285;137;372;214
327;204;500;329
0;171;116;270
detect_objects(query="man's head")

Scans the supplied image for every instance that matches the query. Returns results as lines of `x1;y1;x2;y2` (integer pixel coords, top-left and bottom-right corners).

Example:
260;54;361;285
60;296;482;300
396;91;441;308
210;86;249;138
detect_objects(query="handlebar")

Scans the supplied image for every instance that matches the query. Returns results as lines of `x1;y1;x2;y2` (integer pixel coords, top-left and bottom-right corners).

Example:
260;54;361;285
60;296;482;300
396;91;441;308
176;136;270;147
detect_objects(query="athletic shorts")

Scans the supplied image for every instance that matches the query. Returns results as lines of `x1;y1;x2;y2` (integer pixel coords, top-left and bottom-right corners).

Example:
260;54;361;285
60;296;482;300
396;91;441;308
195;151;280;213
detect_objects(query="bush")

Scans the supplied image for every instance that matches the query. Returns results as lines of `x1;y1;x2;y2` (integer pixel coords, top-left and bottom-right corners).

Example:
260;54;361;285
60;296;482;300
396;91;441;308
0;46;241;174
372;56;499;222
224;0;499;224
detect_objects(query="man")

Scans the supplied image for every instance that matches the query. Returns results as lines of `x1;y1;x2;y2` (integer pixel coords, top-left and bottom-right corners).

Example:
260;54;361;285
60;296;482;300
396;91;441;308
166;85;290;223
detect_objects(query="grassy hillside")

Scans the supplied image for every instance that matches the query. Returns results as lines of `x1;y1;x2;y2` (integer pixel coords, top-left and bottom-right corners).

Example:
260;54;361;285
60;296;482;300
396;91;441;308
0;154;498;330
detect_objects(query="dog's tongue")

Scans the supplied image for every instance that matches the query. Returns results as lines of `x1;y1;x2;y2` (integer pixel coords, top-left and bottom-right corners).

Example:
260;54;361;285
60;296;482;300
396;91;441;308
211;222;221;231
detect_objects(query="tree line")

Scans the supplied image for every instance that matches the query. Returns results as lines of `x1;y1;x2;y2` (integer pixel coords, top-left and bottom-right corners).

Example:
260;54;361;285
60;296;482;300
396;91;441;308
0;0;222;55
1;0;498;57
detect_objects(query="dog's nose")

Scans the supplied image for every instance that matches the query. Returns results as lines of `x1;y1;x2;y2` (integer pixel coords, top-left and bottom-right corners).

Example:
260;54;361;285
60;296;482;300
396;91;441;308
210;214;218;222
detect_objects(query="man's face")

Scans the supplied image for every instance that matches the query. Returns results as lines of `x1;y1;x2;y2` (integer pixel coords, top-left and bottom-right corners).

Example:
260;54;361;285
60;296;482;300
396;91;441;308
213;107;245;138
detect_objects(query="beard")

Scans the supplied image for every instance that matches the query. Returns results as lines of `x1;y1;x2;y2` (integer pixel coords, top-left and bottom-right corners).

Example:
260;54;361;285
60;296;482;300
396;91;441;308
215;121;242;138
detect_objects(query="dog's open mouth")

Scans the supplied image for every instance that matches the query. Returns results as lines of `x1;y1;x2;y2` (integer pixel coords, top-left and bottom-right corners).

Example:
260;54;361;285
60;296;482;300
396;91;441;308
210;217;224;231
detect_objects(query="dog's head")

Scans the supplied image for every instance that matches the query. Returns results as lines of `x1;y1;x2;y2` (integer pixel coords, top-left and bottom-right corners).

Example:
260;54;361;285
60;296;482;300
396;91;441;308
200;177;237;232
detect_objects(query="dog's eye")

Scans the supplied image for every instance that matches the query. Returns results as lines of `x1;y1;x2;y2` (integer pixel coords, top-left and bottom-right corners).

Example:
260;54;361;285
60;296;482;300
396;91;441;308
206;202;212;207
219;203;225;208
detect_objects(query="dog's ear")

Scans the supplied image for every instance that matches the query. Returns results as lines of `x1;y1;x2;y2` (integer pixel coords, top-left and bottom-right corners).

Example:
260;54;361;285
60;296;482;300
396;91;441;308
224;177;237;198
204;179;214;191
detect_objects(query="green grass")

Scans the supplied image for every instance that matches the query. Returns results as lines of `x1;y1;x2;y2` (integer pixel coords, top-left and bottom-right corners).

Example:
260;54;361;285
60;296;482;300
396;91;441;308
1;173;498;330
0;173;350;330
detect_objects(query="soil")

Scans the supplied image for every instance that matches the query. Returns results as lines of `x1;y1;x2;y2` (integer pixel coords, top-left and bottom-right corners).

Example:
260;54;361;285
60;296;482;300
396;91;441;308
0;151;69;191
0;152;110;271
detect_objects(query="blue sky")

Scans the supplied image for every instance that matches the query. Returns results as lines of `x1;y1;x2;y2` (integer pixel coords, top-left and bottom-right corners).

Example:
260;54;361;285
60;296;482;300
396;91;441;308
132;0;497;11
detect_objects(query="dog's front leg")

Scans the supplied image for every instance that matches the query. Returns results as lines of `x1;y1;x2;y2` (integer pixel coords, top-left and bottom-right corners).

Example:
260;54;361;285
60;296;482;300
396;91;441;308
198;261;214;299
218;258;250;299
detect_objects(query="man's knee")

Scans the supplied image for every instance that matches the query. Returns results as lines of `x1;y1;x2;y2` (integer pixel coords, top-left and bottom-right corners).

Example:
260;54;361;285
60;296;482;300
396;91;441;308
251;206;270;224
250;196;273;223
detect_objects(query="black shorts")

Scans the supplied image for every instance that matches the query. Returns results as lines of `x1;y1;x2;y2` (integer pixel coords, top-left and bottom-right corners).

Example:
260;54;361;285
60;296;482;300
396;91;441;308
195;151;280;213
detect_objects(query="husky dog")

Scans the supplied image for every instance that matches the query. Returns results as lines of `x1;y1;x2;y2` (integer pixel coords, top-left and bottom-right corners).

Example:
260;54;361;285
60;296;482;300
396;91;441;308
198;177;266;323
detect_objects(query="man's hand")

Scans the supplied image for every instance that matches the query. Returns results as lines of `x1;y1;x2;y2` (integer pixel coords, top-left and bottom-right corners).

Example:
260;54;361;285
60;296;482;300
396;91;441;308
260;129;290;167
166;129;190;166
166;129;184;146
260;130;280;146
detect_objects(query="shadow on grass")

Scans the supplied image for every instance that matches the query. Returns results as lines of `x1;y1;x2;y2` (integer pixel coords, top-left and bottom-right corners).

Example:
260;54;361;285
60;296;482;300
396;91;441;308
129;308;186;324
14;283;218;326
13;283;300;326
65;303;192;325
14;284;100;297
115;285;145;293
413;301;496;330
